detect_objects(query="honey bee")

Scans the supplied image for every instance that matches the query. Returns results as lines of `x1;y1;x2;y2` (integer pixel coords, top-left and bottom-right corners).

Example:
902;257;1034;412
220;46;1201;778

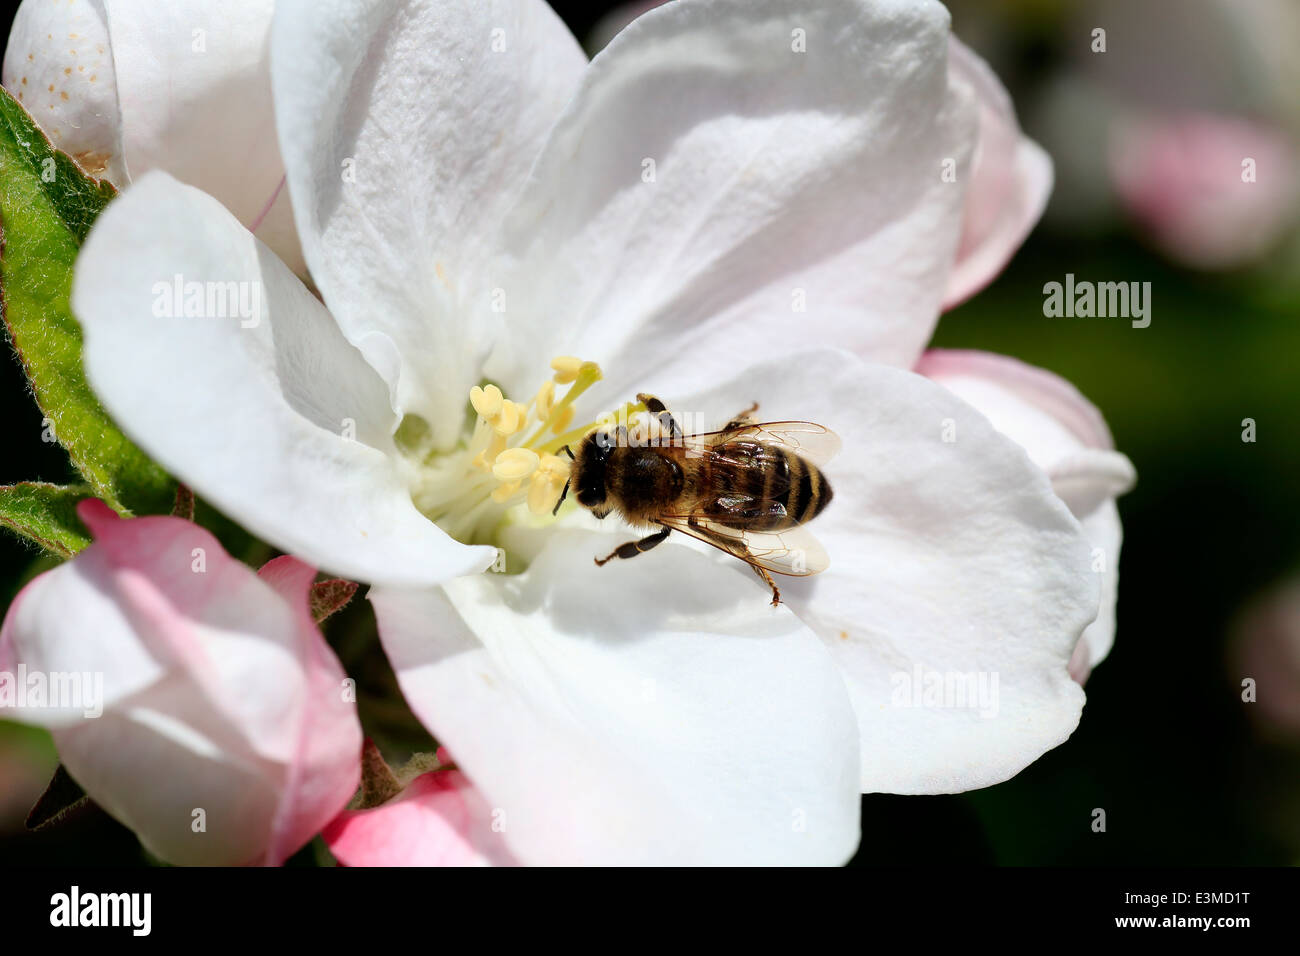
554;393;837;606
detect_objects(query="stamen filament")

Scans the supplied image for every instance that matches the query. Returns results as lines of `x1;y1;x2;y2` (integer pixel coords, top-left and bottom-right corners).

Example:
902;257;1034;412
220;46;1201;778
537;400;645;457
520;361;602;448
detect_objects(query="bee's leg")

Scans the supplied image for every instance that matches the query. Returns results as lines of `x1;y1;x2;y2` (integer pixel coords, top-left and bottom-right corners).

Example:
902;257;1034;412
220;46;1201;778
635;392;683;442
689;519;781;607
722;402;760;433
593;526;671;566
749;563;782;607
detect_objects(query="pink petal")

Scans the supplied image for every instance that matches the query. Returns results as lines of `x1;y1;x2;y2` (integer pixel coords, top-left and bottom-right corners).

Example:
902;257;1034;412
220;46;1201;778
914;348;1116;451
0;500;362;865
255;554;364;867
1066;634;1093;686
943;37;1053;309
324;770;517;867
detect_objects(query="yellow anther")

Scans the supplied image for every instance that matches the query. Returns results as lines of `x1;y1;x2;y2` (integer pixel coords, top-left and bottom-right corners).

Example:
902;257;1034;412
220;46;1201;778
528;477;560;515
533;380;555;420
550;405;576;434
492;447;540;483
491;480;521;503
527;455;571;516
469;384;503;420
538;454;570;478
492;399;525;436
550;356;585;384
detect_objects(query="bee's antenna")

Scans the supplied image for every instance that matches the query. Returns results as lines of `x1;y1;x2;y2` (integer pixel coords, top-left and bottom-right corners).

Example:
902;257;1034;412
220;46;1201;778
552;478;571;516
562;444;575;460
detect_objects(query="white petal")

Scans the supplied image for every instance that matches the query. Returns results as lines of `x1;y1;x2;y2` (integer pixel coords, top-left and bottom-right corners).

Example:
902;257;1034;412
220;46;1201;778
2;0;124;181
372;531;862;865
1074;500;1122;676
1050;449;1137;517
103;1;290;250
916;349;1134;673
271;0;587;446
73;172;494;586
672;350;1098;793
485;0;976;405
943;36;1053;308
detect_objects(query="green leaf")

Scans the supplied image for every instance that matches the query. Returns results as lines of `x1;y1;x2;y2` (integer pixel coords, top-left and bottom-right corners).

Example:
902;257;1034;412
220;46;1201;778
0;482;92;558
0;86;174;516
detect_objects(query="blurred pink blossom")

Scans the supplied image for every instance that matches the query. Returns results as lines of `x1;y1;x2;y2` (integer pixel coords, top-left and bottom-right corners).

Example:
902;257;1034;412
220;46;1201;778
1232;577;1300;738
1110;114;1299;270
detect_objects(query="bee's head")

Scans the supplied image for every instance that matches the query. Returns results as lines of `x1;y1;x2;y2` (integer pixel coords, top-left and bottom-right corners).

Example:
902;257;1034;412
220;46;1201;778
571;429;613;514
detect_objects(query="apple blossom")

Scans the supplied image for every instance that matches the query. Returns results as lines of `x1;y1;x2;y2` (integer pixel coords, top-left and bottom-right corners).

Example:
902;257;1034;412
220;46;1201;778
1;0;303;272
0;500;362;866
66;0;1109;863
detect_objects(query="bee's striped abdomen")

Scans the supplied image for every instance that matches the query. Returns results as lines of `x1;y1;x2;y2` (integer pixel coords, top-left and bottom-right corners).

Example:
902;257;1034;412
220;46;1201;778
704;440;832;531
773;448;832;527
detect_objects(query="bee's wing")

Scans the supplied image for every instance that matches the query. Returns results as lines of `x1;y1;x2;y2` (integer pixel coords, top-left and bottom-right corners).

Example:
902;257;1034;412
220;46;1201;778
658;515;830;577
684;422;841;466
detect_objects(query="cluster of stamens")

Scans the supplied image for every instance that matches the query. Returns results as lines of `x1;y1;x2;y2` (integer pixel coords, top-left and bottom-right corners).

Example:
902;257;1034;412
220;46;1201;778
415;356;643;545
